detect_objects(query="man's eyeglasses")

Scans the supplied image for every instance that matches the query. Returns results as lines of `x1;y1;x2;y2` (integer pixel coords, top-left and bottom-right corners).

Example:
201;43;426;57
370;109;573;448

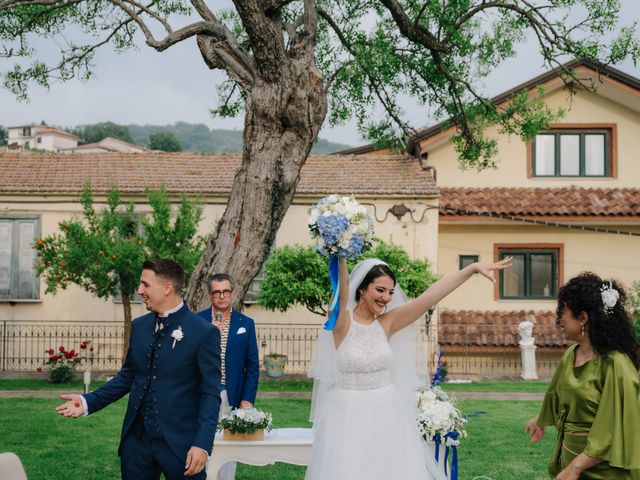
210;289;233;298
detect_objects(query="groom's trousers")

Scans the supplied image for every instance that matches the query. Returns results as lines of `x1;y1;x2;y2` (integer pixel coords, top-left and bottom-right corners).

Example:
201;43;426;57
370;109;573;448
120;416;207;480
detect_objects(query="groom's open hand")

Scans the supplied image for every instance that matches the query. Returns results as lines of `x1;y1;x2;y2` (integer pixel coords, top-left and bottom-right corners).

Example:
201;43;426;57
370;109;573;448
56;394;84;418
184;447;208;476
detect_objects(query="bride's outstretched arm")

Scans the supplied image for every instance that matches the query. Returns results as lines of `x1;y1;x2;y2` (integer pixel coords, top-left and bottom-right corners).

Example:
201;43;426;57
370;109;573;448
328;257;351;346
386;257;512;335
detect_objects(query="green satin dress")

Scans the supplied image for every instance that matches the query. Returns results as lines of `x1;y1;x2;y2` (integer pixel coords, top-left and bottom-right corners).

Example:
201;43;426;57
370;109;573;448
538;344;640;479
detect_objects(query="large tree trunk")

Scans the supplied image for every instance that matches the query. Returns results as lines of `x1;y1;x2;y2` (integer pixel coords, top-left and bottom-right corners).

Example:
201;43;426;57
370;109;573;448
120;287;132;364
185;42;327;311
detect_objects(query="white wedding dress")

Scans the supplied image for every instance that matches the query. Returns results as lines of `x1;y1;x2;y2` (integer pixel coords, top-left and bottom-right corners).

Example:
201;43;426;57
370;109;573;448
305;316;444;480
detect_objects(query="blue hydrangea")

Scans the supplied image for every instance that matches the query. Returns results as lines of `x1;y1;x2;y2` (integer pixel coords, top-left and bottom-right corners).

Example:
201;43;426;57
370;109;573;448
316;214;349;246
339;234;365;259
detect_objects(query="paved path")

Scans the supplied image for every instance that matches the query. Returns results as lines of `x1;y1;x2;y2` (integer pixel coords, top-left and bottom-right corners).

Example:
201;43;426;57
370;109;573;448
0;389;544;400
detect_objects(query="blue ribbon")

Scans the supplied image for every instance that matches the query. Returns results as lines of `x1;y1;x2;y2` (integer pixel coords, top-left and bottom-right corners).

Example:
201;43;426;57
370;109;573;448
434;432;459;480
323;256;340;330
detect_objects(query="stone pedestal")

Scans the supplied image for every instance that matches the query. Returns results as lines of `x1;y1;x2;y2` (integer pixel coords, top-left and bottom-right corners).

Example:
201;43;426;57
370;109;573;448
520;344;538;380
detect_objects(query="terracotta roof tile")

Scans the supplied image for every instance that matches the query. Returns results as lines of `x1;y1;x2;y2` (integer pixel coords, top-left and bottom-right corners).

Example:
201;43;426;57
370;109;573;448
440;187;640;217
439;310;570;348
0;152;438;197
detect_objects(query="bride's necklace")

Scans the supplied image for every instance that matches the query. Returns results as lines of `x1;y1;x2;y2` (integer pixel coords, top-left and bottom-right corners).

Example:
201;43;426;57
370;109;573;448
354;304;378;324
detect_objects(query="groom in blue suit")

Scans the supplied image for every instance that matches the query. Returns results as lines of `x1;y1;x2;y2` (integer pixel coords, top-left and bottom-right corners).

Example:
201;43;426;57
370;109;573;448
57;259;221;479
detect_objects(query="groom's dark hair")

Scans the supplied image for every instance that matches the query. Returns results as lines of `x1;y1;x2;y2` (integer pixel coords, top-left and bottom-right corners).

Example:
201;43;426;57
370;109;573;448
143;259;185;292
355;264;396;302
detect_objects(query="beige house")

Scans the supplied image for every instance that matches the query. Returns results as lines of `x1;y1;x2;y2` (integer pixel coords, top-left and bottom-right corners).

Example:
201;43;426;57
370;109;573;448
5;124;80;152
354;60;640;376
0;151;438;372
63;136;148;154
338;59;640;377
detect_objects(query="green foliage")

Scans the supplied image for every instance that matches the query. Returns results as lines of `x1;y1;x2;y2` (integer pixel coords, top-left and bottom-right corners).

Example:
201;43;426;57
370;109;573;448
149;130;182;152
124;122;350;154
218;407;273;434
74;122;135;145
33;186;204;301
628;281;640;340
0;125;6;146
258;240;438;316
1;1;638;167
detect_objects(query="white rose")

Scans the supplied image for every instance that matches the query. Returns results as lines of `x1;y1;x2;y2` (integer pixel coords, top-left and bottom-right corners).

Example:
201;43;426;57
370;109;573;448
601;288;619;310
171;327;184;342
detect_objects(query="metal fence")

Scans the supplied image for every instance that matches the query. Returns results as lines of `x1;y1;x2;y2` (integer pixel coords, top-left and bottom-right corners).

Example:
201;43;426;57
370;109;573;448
0;320;564;378
0;321;125;372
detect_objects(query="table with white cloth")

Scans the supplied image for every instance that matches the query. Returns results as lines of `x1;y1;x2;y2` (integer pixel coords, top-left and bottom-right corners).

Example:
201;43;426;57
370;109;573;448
207;428;314;480
207;427;451;479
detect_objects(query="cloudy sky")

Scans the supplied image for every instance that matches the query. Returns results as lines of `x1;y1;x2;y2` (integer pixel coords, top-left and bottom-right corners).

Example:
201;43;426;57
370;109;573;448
1;2;639;147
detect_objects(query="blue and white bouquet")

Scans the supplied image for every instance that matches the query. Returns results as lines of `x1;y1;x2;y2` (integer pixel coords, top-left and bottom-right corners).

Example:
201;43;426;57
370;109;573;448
308;194;374;259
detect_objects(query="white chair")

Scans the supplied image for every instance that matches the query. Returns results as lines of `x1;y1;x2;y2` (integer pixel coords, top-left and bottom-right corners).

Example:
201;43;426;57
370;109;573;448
0;452;28;480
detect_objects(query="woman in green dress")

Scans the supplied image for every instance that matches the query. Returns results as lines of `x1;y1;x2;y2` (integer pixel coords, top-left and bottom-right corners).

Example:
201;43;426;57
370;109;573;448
525;272;640;480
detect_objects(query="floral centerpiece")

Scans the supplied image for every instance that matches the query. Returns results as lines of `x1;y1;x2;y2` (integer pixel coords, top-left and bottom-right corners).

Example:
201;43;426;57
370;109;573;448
218;406;272;441
308;194;374;259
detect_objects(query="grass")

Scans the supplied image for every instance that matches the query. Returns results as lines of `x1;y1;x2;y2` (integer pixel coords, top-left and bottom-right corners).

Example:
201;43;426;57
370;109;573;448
0;377;551;394
441;380;550;393
0;378;107;390
0;395;555;480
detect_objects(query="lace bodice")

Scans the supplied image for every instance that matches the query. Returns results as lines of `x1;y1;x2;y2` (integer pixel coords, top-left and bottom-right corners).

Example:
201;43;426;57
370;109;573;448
336;317;393;390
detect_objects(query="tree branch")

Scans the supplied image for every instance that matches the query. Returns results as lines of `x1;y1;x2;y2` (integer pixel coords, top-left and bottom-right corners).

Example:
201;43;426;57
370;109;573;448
377;0;449;52
190;0;216;22
232;0;286;81
318;7;411;135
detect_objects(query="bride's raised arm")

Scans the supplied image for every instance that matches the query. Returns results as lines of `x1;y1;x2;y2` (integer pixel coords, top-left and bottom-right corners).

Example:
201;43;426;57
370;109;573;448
385;257;512;336
329;257;351;346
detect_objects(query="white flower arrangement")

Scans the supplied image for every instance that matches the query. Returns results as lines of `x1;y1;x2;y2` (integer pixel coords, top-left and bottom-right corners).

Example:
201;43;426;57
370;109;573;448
600;282;619;314
170;326;184;349
416;385;467;446
308;194;374;259
217;406;273;434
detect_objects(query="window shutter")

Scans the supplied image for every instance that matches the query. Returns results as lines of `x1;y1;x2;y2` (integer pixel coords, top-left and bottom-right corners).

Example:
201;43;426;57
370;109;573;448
0;222;12;298
17;221;37;299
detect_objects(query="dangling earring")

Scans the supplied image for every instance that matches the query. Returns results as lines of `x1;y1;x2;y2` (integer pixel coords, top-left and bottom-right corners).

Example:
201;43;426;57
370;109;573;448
581;324;585;337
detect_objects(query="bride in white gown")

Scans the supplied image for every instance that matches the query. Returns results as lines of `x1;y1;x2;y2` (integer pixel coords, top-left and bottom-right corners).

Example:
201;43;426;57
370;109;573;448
305;256;511;480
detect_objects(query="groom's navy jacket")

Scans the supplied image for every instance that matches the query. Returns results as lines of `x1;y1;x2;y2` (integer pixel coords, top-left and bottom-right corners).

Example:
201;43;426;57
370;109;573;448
84;303;221;461
197;307;259;408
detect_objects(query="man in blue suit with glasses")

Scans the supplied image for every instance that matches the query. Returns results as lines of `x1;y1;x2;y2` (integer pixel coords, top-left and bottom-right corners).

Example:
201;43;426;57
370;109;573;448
198;273;260;480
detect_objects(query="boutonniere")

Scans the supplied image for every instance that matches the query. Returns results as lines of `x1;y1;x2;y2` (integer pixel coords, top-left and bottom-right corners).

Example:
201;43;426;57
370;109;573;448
171;326;184;349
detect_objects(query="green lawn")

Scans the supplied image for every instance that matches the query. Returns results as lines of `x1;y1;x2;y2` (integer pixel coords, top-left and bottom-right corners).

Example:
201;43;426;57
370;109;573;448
0;396;554;480
0;377;551;393
441;380;550;393
0;379;108;390
0;377;312;392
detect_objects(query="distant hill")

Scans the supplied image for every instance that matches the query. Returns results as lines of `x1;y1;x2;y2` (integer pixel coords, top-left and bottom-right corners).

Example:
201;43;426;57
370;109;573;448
124;122;352;154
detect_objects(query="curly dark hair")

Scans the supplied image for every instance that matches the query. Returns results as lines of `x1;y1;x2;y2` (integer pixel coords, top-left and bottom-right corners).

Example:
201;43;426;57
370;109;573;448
556;272;639;368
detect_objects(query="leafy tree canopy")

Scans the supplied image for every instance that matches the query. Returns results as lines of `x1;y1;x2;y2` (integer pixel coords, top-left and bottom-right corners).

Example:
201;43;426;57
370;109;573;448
1;1;638;167
258;240;439;316
0;125;6;146
149;130;183;152
34;186;205;351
